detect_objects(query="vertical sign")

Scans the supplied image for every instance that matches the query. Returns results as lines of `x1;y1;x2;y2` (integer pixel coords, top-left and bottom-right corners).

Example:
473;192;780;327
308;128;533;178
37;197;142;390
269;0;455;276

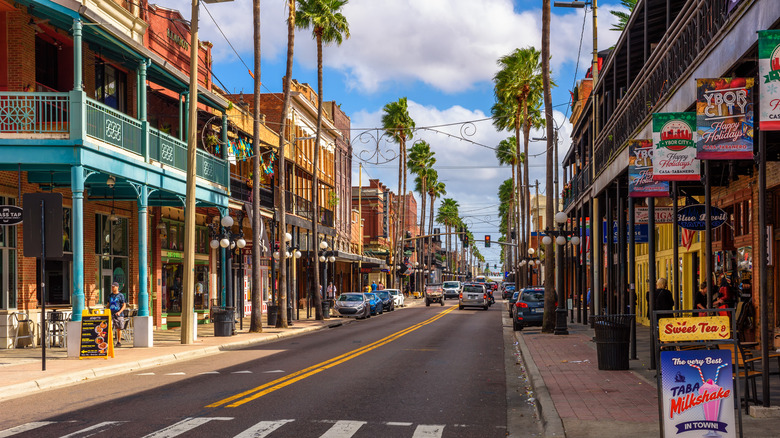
759;30;780;130
629;140;669;197
653;113;700;180
696;78;754;159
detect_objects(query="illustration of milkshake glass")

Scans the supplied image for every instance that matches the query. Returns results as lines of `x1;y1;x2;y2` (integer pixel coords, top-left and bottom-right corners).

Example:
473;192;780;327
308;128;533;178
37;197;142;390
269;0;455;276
691;363;728;438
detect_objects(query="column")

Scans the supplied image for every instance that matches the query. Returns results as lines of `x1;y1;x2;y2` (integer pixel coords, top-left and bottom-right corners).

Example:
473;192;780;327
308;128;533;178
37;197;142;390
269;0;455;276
67;166;85;357
138;61;149;162
135;185;153;347
69;20;86;141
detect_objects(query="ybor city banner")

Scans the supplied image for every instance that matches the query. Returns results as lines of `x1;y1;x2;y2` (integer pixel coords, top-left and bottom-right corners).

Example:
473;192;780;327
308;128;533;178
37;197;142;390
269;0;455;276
652;113;700;180
629;139;669;196
696;78;754;159
759;30;780;130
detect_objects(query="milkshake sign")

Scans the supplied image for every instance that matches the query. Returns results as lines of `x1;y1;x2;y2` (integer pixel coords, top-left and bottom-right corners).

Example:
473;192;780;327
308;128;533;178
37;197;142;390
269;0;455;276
653;113;700;181
660;350;736;437
696;78;754;159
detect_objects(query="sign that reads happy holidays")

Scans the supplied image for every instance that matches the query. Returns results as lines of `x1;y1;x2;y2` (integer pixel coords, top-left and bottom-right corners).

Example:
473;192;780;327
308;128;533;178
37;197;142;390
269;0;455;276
652;113;700;181
759;30;780;131
660;350;736;438
696;78;754;159
629;140;669;197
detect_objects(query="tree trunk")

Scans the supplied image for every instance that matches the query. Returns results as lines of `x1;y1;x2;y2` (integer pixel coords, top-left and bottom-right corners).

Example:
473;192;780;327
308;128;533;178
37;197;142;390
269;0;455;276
523;120;531;287
311;31;323;320
542;0;556;333
249;0;263;332
515;122;522;288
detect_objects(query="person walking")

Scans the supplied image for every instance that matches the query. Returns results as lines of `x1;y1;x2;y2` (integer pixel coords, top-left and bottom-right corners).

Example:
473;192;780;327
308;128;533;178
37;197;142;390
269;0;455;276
371;281;377;292
647;277;674;321
108;282;127;347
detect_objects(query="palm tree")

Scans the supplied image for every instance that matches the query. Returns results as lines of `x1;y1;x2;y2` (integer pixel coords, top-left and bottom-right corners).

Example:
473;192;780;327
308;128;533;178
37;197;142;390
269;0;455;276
436;198;460;279
495;137;518;278
542;0;556;332
408;141;435;246
250;0;263;332
522;99;545;284
382;98;415;288
497;177;515;272
427;172;445;280
296;0;350;320
610;0;637;32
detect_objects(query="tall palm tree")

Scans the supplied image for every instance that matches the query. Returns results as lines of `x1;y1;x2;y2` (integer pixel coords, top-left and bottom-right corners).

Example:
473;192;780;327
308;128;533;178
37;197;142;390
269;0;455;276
610;0;637;32
522;99;545;284
542;0;556;332
250;0;263;333
427;172;445;280
495;137;518;278
436;198;459;279
296;0;350;320
408;141;435;245
382;98;415;288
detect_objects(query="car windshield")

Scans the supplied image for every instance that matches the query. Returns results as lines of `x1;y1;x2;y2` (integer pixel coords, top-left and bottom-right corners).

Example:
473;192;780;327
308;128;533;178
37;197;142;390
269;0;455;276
365;293;377;300
377;292;390;299
388;290;399;295
522;290;545;302
443;282;460;288
338;294;363;302
512;292;519;300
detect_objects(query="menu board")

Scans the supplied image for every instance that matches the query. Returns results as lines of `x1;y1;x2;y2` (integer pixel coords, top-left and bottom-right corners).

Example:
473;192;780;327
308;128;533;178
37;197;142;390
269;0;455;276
79;309;114;359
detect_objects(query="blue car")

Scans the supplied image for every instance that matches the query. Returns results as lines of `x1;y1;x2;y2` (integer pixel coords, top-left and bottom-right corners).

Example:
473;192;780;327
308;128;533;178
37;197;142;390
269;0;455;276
364;292;384;315
512;287;545;331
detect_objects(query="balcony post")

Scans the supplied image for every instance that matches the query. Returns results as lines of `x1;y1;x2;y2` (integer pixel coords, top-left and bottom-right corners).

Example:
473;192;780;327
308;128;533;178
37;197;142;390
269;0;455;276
70;166;85;321
134;184;154;347
69;19;86;141
222;113;229;189
139;60;149;162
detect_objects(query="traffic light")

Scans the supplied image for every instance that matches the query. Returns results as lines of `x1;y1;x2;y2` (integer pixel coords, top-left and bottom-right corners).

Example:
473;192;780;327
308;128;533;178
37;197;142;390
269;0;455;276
485;235;491;247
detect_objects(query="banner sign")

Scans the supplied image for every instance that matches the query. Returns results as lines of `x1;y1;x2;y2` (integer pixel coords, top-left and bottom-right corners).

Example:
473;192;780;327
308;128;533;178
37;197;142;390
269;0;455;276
677;204;728;231
635;206;674;224
660;350;736;437
653;113;700;181
629;140;669;197
79;309;115;359
759;30;780;130
696;78;754;159
602;221;649;244
659;316;731;342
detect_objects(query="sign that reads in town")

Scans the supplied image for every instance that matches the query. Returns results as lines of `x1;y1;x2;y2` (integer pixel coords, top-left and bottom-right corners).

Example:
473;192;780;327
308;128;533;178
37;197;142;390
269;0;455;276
759;30;780;130
677;204;728;231
628;140;669;197
659;316;731;342
660;349;736;438
652;112;700;181
696;78;754;159
0;205;23;226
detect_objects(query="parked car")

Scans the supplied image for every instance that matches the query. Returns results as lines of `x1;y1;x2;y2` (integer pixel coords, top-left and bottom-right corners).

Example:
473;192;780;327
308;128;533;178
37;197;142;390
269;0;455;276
364;292;384;315
442;281;462;300
507;291;520;317
376;290;395;311
502;283;516;300
459;284;488;310
512;287;546;331
424;284;444;306
333;293;370;319
386;289;404;307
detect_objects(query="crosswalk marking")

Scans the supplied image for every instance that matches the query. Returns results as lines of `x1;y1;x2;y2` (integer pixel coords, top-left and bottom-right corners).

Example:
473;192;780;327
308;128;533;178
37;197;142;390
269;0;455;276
263;370;285;373
141;417;233;438
164;372;186;376
231;371;252;374
0;422;57;437
137;372;155;375
59;421;126;438
319;420;366;438
386;422;413;426
199;371;220;375
233;419;294;438
412;424;445;438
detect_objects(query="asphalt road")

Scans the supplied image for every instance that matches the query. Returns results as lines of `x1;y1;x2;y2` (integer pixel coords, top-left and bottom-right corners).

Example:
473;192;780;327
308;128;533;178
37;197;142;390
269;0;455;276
0;302;540;437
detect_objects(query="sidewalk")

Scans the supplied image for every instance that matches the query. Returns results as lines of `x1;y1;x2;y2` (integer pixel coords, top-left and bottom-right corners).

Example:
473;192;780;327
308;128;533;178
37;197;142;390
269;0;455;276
514;317;780;437
0;297;423;403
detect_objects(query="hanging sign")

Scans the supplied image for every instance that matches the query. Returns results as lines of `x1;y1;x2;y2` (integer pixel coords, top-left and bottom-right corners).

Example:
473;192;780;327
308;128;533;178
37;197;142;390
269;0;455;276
658;316;731;342
653;113;700;181
677;204;728;231
759;30;780;130
629;140;669;197
696;78;754;159
660;349;736;437
635;206;674;224
0;205;23;226
601;221;649;244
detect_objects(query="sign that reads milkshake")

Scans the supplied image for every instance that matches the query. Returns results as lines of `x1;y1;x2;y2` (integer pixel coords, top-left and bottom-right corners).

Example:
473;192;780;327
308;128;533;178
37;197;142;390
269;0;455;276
759;30;780;130
652;113;700;181
696;78;754;159
660;350;736;437
629;140;668;197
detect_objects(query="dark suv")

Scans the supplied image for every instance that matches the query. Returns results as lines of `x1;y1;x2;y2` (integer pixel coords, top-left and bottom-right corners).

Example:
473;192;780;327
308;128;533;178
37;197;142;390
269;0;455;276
502;283;515;299
511;287;545;331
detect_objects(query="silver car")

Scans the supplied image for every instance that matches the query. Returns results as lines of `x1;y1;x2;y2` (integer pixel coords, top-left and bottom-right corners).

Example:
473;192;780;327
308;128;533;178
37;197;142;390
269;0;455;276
334;293;371;319
459;284;488;310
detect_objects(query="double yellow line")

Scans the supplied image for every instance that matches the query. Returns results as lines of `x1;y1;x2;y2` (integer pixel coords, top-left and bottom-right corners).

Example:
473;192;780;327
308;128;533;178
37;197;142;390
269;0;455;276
207;306;457;408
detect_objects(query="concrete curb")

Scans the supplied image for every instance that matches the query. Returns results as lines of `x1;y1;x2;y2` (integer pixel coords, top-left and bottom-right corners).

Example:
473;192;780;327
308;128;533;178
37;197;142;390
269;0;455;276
511;320;566;437
0;319;354;402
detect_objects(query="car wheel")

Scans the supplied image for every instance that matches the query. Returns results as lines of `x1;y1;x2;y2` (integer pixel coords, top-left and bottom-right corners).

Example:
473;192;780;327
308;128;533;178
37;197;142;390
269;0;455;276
513;318;521;331
440;299;444;306
425;299;430;307
483;304;488;311
379;304;383;314
458;305;463;310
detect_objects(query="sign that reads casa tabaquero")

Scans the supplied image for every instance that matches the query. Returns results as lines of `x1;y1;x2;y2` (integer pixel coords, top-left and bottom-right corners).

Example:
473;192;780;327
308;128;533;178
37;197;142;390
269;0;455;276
652;113;700;181
0;205;23;226
696;78;754;159
677;204;728;231
629;140;669;197
759;30;780;131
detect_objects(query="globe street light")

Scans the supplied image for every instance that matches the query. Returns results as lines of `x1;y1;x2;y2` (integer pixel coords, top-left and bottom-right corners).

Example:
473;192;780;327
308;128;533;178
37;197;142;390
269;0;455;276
543;211;579;335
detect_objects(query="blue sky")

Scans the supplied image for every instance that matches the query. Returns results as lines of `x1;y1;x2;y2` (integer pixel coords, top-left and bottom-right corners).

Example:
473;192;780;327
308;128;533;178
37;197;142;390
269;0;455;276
162;0;628;268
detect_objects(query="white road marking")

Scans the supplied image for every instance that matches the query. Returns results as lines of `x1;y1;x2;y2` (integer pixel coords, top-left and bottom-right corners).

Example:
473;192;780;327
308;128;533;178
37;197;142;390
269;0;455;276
59;421;126;438
385;422;413;426
198;371;220;374
0;422;56;437
164;372;186;375
231;370;252;374
233;419;294;438
319;420;366;438
137;372;155;375
411;425;445;438
262;370;284;373
141;417;233;438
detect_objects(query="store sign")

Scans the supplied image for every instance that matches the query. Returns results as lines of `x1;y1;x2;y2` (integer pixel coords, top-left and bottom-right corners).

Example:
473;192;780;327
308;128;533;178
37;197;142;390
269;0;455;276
677;204;728;231
659;316;731;342
635;207;674;224
629;140;669;197
601;221;649;244
660;350;735;437
696;78;754;159
0;205;23;225
759;30;780;130
167;28;189;51
653;112;700;181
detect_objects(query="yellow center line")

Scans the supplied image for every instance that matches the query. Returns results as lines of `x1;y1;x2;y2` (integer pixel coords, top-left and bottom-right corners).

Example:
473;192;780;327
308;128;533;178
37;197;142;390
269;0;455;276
207;306;457;408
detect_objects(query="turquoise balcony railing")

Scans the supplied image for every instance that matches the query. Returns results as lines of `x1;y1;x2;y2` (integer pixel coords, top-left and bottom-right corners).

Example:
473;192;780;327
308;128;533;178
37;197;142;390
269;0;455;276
0;93;70;134
85;98;143;154
149;128;187;169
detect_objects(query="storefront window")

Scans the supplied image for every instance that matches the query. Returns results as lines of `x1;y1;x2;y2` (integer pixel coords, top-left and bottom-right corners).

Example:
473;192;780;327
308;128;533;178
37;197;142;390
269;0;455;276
94;213;129;303
0;196;17;310
160;220;207;254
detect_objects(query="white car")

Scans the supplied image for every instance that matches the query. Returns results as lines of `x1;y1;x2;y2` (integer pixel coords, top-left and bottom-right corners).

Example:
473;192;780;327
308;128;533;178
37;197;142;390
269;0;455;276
386;289;404;307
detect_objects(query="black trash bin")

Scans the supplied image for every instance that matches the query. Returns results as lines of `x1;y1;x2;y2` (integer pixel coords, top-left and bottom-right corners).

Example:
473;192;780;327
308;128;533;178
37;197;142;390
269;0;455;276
322;301;330;319
593;314;634;370
213;306;235;337
267;305;278;327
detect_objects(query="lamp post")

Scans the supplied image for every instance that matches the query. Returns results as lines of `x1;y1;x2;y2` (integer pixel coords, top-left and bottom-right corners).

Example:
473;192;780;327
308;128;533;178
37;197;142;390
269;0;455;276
209;211;246;334
543;211;580;335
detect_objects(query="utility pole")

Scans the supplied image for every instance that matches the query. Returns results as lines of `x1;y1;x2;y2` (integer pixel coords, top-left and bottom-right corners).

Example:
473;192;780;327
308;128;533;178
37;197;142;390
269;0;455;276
358;163;362;292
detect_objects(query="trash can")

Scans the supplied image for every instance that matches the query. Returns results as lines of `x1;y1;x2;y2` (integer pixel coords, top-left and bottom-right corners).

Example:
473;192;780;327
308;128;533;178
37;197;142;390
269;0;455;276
593;314;634;370
322;301;330;319
213;306;235;337
267;305;278;327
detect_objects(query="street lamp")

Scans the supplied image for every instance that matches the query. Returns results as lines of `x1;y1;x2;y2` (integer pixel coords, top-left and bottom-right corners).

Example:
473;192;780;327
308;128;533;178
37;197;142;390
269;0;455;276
208;210;246;333
544;211;579;335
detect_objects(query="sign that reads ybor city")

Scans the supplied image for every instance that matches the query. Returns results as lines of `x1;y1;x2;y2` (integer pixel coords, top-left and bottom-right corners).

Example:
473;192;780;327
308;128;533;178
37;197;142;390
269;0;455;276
677;204;728;231
0;205;23;226
628;140;669;197
652;113;700;181
696;78;754;159
759;30;780;130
